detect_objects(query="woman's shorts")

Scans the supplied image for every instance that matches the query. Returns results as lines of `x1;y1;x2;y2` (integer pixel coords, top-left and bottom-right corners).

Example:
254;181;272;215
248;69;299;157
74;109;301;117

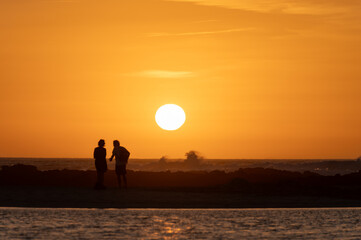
116;164;127;175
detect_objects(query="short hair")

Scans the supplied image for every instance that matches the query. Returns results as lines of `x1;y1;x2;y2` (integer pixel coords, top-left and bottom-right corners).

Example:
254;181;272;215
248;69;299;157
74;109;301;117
113;140;120;146
98;139;105;147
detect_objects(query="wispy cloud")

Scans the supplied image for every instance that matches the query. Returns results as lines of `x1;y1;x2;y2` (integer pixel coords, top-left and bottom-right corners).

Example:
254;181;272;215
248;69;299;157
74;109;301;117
148;28;253;37
169;0;357;15
128;70;195;79
193;19;218;23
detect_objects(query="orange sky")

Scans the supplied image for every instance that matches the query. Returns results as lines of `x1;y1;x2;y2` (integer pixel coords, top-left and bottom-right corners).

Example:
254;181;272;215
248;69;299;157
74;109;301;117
0;0;360;159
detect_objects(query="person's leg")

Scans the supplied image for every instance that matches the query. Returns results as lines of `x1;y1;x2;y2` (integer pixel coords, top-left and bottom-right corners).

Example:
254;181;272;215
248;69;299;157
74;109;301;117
95;171;104;189
95;171;100;189
123;174;127;189
117;174;122;188
99;171;105;188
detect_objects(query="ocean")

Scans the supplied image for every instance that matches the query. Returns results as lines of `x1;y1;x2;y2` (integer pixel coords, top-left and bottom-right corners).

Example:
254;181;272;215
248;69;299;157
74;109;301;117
1;208;361;239
0;157;359;175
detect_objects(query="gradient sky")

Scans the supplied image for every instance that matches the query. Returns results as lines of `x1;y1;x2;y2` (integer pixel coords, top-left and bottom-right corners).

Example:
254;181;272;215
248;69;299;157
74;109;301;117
1;0;360;159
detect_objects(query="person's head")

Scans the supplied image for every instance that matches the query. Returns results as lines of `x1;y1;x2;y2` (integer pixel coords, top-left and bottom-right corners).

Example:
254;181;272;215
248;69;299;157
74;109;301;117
113;140;120;147
98;139;105;147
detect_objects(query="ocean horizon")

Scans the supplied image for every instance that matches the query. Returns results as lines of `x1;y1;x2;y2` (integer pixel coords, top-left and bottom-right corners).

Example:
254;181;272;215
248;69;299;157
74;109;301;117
0;157;359;175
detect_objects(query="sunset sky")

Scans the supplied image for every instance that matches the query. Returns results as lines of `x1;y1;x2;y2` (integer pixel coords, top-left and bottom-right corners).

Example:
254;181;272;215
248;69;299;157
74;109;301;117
1;0;360;159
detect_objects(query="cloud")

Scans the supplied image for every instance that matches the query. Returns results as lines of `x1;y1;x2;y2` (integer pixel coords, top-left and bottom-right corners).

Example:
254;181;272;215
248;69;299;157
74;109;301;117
168;0;359;15
148;28;253;37
129;70;195;79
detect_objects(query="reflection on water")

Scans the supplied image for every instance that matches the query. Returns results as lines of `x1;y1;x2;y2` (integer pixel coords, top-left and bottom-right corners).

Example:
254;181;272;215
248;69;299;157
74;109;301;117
1;208;361;239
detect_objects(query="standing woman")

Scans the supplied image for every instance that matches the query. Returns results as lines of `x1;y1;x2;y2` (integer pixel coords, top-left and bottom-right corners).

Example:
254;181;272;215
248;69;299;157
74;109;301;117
94;139;107;189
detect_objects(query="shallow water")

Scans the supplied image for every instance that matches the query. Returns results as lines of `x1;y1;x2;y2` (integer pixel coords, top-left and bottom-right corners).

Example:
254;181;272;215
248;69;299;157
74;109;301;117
1;208;361;239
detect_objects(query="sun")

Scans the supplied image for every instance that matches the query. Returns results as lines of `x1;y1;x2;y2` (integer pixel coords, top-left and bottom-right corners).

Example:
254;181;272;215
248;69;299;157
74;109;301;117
155;104;186;131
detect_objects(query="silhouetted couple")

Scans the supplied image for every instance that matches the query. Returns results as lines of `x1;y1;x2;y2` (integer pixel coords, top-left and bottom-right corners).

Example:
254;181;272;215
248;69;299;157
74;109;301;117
93;139;130;190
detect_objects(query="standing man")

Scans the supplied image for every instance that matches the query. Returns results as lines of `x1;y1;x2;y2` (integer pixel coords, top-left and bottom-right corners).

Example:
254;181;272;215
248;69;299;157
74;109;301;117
93;139;107;189
109;140;130;189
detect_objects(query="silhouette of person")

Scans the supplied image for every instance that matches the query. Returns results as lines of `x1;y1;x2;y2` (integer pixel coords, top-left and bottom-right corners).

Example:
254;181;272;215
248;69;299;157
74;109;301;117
94;139;107;189
109;140;130;189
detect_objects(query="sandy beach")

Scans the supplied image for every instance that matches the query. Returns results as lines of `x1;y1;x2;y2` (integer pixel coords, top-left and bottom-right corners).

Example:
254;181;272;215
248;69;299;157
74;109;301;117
1;186;361;209
2;164;361;208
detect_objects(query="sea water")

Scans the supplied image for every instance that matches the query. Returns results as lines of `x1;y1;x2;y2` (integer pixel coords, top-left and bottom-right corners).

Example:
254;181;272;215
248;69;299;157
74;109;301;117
0;157;357;175
1;208;361;239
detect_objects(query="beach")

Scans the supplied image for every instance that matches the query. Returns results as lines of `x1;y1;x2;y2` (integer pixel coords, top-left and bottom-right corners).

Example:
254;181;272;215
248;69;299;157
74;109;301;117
1;186;361;209
2;164;361;208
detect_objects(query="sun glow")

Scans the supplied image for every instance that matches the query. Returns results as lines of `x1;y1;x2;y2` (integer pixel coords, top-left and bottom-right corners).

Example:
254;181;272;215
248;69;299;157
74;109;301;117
155;104;186;131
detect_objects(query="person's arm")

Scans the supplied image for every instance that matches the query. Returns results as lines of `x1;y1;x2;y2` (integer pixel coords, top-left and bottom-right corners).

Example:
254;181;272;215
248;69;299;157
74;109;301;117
93;148;97;159
125;149;130;164
109;149;114;161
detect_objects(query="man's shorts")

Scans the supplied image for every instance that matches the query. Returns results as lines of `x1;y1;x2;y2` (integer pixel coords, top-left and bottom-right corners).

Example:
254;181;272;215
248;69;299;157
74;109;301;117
116;164;127;175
